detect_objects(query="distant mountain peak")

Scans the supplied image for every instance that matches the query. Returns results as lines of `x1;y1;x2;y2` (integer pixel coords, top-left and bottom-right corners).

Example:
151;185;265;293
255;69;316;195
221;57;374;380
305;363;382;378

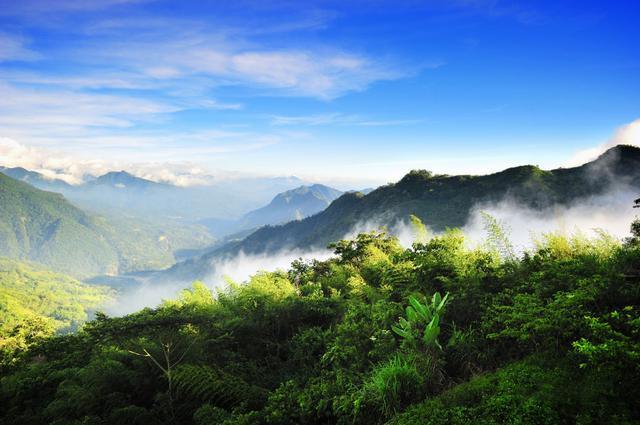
93;170;164;188
97;170;140;181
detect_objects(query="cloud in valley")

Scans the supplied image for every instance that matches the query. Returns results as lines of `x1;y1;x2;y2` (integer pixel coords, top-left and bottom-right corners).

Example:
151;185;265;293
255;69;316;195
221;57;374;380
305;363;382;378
462;189;639;253
106;247;334;315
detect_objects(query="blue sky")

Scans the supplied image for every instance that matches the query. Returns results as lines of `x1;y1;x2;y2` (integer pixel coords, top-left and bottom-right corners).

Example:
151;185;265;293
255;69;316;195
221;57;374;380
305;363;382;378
0;0;638;187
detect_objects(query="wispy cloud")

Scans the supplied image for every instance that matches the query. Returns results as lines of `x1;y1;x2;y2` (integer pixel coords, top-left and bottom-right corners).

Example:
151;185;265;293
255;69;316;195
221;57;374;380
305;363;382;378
271;113;422;127
0;82;177;130
82;35;406;100
0;32;39;62
443;0;544;25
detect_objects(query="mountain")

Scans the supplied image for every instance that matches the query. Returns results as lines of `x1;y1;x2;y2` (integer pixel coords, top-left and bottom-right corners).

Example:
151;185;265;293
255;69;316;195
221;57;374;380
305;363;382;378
161;145;640;282
0;166;72;192
0;172;121;277
88;170;169;191
0;173;213;278
200;184;343;238
0;168;306;221
242;184;343;226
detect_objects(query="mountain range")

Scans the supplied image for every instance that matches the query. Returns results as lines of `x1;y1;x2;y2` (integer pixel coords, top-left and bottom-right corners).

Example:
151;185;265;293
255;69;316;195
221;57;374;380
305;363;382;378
0;167;307;221
160;145;640;283
0;167;346;278
2;145;639;285
0;173;213;278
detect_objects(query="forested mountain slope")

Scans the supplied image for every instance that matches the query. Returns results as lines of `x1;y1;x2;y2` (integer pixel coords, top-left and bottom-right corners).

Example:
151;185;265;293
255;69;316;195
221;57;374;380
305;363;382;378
0;174;212;277
0;173;121;277
0;257;111;332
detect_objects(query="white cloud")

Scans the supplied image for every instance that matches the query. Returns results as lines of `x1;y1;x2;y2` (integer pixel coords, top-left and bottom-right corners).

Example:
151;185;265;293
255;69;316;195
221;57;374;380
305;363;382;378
227;50;398;99
566;118;640;167
0;82;176;129
0;134;282;186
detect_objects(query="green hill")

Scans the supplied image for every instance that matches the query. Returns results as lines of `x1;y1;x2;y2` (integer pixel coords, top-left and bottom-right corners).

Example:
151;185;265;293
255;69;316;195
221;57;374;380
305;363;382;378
0;257;112;332
0;173;214;278
1;217;639;423
161;145;640;282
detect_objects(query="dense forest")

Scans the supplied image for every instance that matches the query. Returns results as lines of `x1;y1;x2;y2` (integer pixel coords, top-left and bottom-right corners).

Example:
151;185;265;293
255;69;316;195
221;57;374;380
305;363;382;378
1;210;639;424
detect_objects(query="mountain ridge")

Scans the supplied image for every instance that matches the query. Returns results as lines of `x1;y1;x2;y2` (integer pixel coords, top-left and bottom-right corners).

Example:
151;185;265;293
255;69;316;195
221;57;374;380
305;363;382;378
0;173;214;278
160;145;640;283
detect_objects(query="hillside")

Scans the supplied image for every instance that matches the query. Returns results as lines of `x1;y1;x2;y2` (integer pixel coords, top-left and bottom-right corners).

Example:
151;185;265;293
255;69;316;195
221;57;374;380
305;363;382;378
165;145;640;281
0;257;112;366
0;173;121;277
0;257;112;332
2;219;639;423
201;184;343;238
0;174;213;277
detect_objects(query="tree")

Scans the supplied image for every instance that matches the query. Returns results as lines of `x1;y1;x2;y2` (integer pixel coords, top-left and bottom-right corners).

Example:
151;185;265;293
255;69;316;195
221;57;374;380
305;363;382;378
129;335;196;423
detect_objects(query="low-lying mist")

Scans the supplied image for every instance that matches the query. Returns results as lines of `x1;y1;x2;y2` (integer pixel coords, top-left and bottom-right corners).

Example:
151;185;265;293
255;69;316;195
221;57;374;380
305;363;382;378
103;186;639;316
462;187;638;252
104;248;334;316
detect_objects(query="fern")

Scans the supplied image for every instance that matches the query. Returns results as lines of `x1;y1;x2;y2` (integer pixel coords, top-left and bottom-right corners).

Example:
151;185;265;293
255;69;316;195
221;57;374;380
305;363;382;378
173;364;265;409
174;364;241;407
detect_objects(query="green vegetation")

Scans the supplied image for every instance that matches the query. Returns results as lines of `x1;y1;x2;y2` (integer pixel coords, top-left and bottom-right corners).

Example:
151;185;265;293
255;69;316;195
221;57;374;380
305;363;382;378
0;258;112;367
0;173;214;278
1;212;639;424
